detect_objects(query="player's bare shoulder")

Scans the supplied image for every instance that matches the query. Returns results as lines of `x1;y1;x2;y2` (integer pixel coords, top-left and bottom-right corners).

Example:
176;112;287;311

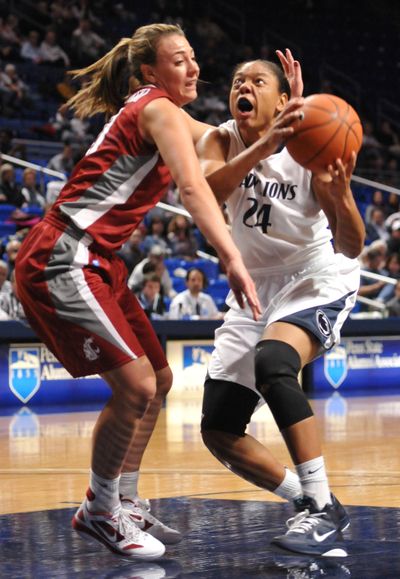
196;125;230;161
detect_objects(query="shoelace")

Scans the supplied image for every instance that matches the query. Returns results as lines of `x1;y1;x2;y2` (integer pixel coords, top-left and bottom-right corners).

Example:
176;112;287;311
133;497;151;512
118;508;148;541
286;509;327;534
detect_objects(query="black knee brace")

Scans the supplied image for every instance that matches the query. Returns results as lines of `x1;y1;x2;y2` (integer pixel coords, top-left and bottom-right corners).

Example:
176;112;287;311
254;339;313;430
201;378;260;437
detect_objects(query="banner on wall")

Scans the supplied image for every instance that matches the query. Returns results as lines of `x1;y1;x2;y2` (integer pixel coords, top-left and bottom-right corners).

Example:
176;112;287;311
166;339;214;394
0;342;110;407
310;336;400;393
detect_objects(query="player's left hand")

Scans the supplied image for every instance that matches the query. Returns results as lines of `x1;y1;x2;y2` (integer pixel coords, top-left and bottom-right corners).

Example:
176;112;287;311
276;48;304;99
313;151;357;201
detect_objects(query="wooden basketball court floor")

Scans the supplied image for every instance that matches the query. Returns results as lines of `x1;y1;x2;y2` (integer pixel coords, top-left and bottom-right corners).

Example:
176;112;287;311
1;389;399;578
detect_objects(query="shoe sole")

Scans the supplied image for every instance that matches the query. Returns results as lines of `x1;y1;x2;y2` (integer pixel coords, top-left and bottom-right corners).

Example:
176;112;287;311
271;542;348;558
72;516;165;560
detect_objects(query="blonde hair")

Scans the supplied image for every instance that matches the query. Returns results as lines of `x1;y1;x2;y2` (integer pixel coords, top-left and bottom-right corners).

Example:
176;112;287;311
66;23;185;118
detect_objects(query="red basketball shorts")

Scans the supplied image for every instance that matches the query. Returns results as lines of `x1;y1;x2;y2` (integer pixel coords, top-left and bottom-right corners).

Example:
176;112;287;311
15;219;168;378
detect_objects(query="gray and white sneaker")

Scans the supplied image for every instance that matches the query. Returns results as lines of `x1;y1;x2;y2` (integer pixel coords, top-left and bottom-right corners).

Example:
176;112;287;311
272;497;348;557
293;493;350;532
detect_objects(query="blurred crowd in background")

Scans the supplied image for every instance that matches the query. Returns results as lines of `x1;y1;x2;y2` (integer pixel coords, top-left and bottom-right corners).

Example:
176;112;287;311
0;0;399;320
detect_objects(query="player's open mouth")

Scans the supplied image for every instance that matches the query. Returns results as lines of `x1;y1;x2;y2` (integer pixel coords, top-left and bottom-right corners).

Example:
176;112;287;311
237;97;253;112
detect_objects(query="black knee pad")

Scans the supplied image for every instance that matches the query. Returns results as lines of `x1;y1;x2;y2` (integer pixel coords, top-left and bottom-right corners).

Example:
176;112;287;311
201;378;260;437
254;339;313;430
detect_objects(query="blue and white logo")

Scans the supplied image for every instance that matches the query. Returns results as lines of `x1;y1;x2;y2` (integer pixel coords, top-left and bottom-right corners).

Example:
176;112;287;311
183;345;214;369
323;345;348;389
9;347;41;403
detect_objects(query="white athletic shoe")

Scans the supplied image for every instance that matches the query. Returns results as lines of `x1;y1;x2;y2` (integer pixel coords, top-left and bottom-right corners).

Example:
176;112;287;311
121;497;182;545
72;497;165;560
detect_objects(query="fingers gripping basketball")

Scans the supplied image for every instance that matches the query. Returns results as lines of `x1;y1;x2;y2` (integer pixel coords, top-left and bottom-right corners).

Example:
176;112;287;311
286;94;363;174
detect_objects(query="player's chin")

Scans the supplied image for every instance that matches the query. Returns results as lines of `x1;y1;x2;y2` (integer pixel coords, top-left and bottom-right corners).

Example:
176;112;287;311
182;87;198;104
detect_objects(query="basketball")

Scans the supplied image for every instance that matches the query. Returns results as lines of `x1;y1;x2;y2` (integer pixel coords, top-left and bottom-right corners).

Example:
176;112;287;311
286;94;363;174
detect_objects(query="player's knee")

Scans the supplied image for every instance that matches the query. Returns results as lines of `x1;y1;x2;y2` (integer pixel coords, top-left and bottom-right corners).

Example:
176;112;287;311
117;377;156;419
254;339;313;430
155;365;173;397
201;378;259;437
201;428;237;461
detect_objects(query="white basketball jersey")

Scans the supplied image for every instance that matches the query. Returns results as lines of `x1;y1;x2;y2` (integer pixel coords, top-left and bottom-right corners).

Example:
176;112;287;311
221;119;334;271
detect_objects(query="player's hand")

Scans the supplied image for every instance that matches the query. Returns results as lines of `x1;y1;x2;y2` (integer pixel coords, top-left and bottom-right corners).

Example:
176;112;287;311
257;97;304;158
225;256;261;321
276;48;304;99
313;151;357;201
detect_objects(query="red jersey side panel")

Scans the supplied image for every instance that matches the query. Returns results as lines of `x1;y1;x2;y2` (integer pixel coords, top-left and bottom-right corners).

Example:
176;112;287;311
51;86;173;252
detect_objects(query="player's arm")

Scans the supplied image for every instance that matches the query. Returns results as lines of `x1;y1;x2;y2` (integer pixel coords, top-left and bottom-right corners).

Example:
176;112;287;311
312;153;365;259
140;97;261;317
197;99;304;205
180;108;213;144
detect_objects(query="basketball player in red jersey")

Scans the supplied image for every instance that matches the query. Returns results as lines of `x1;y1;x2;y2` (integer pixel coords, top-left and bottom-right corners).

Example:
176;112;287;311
15;23;261;560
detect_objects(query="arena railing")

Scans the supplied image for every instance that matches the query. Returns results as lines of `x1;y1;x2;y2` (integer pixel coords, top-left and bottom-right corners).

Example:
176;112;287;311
1;152;399;305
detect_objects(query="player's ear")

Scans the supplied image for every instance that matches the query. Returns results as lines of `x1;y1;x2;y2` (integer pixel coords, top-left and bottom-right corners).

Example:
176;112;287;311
276;92;289;113
140;63;156;84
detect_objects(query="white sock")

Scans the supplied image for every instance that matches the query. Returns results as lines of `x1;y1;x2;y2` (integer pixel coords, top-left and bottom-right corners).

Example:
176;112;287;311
274;467;302;501
295;457;332;510
119;471;139;501
88;469;121;513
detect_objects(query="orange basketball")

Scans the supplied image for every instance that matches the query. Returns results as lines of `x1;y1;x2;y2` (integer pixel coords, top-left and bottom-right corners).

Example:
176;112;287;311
286;94;363;174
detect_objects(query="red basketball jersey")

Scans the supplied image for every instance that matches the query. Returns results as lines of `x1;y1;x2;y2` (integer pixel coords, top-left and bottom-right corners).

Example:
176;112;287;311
50;85;173;251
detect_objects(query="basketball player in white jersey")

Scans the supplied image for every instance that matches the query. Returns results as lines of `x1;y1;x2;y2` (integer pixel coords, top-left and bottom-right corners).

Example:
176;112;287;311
196;50;365;557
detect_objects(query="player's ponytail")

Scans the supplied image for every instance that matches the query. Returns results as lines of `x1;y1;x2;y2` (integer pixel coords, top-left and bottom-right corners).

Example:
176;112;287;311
66;23;185;119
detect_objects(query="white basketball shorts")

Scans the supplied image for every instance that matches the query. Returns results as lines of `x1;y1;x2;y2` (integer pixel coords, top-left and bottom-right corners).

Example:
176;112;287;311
208;253;360;396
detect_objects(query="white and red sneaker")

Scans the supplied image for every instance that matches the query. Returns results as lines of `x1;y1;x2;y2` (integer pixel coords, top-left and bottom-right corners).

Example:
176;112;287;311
121;497;182;545
72;498;165;560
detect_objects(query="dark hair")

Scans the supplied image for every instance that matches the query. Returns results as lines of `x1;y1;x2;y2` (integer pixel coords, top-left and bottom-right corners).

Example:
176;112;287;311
231;59;290;95
142;261;156;275
142;273;161;286
186;267;208;289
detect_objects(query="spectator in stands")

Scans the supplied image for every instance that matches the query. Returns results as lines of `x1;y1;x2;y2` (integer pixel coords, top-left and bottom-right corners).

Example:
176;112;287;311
0;129;26;159
358;248;387;307
50;107;94;145
136;273;167;320
0;14;21;59
128;245;175;298
46;142;75;175
167;214;198;260
377;252;400;303
20;168;46;209
72;18;106;66
365;207;389;243
20;30;43;64
117;229;145;275
168;267;220;319
361;120;382;152
45;179;66;209
141;215;169;255
0;164;25;207
0;260;11;294
0;63;29;115
4;238;21;279
376;120;400;158
364;189;386;223
40;30;70;67
386;280;400;317
386;193;400;217
386;219;400;254
0;270;25;320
